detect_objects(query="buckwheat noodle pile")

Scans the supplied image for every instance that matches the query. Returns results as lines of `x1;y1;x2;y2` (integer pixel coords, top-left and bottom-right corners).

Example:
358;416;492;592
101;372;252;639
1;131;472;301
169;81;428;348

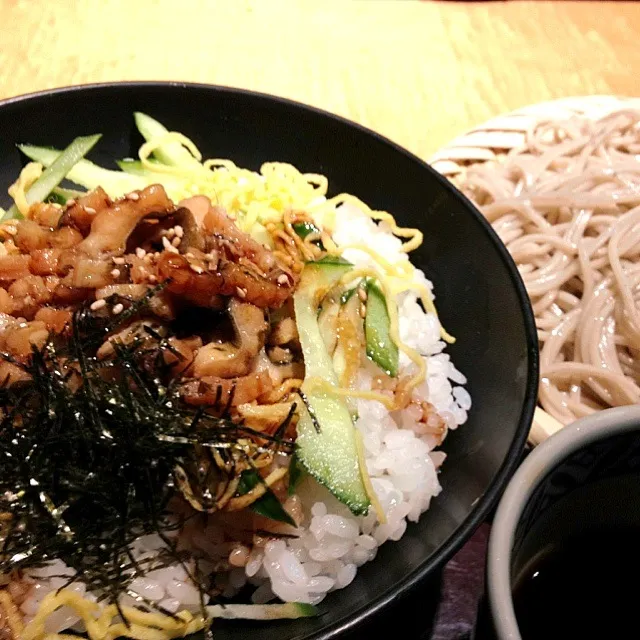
457;109;640;425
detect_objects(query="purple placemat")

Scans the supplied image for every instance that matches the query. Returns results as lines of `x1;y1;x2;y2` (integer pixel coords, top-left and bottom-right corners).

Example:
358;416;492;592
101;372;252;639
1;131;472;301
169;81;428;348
431;525;490;639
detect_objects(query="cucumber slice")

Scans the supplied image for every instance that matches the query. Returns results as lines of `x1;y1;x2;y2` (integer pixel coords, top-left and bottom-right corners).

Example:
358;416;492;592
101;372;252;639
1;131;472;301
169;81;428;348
4;135;101;220
116;158;166;176
134;112;201;168
206;602;318;620
340;287;357;305
18;144;148;197
307;255;352;267
365;279;399;377
51;187;86;202
293;260;370;516
236;470;295;526
292;221;321;239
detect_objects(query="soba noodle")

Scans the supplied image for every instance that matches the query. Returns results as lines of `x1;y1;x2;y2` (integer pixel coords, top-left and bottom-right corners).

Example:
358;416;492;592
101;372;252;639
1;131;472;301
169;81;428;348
457;109;640;424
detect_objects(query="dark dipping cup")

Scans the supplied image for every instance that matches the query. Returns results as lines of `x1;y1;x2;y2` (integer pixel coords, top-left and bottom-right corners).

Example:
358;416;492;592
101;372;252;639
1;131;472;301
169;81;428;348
484;406;640;640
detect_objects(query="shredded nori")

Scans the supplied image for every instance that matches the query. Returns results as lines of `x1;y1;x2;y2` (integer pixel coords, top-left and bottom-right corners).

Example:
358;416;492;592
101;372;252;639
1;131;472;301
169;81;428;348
0;297;294;609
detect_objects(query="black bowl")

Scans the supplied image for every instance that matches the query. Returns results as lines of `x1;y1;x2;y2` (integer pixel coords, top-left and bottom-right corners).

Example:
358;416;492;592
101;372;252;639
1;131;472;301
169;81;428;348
0;82;538;639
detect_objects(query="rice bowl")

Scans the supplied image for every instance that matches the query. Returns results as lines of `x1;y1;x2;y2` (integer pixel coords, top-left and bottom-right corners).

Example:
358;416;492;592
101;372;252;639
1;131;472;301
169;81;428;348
0;84;540;640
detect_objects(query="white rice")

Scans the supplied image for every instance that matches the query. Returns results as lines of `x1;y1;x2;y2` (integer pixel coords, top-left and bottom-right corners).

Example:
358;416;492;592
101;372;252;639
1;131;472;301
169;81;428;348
17;201;470;632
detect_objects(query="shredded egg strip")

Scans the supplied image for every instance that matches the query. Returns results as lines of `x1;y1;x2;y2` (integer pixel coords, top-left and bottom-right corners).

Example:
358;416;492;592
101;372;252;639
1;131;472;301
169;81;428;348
305;376;395;411
137;135;326;234
354;430;387;525
8;162;43;217
0;590;23;639
310;193;424;253
22;589;206;640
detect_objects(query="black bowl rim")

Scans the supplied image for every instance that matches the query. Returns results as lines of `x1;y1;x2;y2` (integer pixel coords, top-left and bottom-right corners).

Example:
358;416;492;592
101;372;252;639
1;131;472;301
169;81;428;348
0;81;539;639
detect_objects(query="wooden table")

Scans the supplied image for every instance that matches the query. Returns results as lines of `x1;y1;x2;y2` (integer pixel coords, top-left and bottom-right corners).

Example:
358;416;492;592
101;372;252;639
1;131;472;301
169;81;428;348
1;0;639;161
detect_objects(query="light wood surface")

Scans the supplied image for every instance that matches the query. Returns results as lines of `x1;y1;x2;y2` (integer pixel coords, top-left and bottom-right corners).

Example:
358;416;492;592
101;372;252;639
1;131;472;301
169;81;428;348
1;0;640;162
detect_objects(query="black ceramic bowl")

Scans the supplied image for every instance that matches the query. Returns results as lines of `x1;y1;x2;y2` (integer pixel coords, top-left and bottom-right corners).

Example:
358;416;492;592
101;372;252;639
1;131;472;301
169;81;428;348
0;82;538;639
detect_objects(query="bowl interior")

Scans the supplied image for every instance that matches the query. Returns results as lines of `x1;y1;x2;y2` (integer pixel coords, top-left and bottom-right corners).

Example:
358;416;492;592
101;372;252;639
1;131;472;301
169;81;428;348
0;83;538;640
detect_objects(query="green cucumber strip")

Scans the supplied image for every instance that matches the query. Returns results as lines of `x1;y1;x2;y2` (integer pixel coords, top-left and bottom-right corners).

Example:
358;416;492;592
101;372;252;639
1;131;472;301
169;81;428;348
45;191;68;206
306;254;352;267
115;159;186;193
134;112;201;168
206;603;318;620
47;187;86;205
116;158;166;176
340;287;357;305
292;221;321;239
293;221;324;250
294;261;370;515
237;470;296;526
18;144;148;197
365;279;399;377
4;135;101;220
52;186;86;200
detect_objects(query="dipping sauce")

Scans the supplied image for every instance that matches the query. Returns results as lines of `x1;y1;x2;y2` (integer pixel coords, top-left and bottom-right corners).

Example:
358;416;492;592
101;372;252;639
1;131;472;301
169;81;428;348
512;528;640;639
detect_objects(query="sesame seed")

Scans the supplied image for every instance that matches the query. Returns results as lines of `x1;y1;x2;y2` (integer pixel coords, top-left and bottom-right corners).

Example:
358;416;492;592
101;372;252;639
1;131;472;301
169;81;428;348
236;287;247;299
359;303;367;319
66;199;76;207
185;252;194;259
161;238;179;255
112;257;125;265
358;288;368;302
126;192;140;201
171;236;181;247
84;207;96;215
136;248;146;259
5;226;17;236
90;299;106;311
190;264;204;274
148;275;157;283
112;303;124;315
110;269;121;278
174;225;184;238
277;274;289;285
166;228;176;239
